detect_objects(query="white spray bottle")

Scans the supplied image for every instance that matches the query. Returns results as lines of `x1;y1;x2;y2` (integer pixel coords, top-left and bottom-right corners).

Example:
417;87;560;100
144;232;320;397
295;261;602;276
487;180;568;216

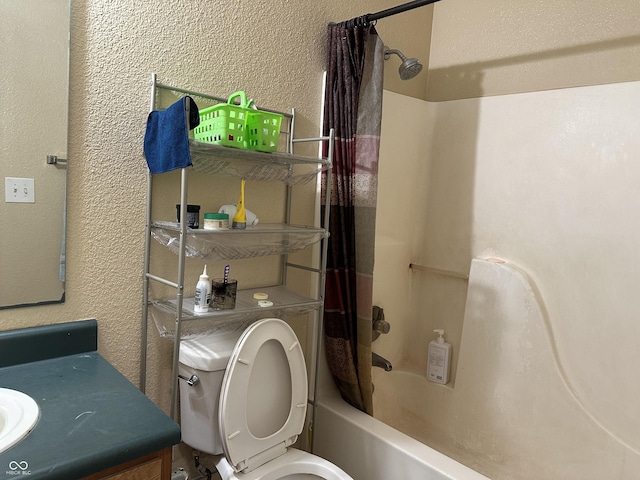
194;265;211;313
427;329;452;384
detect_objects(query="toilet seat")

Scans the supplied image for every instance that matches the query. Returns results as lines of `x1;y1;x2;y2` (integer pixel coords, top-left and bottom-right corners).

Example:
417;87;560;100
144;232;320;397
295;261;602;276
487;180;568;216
215;448;353;480
219;318;308;473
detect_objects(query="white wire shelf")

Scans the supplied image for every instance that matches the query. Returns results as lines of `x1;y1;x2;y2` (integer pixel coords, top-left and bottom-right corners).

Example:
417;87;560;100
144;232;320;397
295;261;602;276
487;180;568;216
151;222;327;260
150;285;322;339
188;140;329;185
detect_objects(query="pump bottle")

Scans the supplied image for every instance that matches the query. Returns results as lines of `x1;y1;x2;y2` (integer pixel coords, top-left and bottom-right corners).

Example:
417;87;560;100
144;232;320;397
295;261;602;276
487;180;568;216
427;329;452;384
194;265;211;313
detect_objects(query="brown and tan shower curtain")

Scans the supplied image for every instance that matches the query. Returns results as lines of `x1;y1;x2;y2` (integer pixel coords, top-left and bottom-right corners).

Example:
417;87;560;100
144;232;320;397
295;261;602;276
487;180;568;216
321;22;384;415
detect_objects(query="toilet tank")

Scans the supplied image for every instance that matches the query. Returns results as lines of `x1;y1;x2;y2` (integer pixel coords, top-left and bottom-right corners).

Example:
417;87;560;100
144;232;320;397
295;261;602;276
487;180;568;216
178;324;247;455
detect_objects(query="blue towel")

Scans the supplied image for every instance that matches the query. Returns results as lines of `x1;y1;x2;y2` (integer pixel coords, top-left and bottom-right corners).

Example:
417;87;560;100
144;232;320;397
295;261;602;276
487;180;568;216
144;96;200;174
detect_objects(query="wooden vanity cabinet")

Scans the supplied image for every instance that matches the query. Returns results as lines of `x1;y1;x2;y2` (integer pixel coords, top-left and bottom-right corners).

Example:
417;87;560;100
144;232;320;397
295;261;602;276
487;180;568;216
80;447;172;480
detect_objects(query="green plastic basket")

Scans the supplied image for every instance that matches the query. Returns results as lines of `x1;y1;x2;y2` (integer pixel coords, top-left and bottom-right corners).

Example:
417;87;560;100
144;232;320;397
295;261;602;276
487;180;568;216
194;91;249;149
193;91;283;152
245;103;283;153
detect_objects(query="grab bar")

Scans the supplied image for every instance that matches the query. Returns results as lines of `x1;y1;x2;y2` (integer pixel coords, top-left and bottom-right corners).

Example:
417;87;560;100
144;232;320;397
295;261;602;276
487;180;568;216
409;263;468;280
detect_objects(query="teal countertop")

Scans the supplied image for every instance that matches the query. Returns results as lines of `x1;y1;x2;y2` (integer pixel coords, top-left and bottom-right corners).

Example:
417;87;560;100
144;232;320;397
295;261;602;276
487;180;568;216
0;320;181;479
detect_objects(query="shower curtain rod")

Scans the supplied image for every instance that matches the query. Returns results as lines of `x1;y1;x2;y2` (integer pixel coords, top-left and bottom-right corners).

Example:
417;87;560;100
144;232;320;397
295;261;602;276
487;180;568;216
334;0;442;28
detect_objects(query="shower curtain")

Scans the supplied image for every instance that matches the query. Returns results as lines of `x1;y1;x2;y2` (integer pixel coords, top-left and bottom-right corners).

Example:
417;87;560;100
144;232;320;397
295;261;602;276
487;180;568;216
321;22;384;415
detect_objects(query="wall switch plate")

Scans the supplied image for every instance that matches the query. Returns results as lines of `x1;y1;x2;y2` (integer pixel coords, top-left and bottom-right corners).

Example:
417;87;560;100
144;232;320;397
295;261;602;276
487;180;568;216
5;177;35;203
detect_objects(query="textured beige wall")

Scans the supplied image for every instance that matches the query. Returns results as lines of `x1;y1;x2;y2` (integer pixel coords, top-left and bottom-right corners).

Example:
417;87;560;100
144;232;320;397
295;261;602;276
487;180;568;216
428;0;640;100
0;0;433;413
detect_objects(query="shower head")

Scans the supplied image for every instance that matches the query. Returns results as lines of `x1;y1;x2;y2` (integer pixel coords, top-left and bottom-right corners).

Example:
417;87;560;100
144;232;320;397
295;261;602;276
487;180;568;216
384;48;423;80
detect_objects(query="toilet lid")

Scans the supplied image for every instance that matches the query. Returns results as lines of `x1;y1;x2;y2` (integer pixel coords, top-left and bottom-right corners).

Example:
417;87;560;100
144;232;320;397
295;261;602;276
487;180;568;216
219;318;308;473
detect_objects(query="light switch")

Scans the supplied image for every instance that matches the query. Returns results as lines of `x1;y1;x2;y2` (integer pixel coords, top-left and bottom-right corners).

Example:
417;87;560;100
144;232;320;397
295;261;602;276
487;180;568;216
5;177;35;203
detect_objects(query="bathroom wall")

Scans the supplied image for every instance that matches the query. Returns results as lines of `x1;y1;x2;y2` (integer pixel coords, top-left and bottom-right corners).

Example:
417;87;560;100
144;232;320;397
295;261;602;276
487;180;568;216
3;0;638;477
373;1;640;477
423;2;640;477
373;83;640;479
428;0;640;100
0;0;431;409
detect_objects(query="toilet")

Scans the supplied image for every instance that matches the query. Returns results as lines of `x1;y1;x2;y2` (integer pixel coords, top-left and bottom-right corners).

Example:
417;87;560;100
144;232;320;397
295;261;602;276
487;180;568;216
178;318;354;480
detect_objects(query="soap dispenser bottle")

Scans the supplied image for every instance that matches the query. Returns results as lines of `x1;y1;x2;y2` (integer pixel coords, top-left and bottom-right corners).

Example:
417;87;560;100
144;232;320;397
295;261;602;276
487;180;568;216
427;329;451;384
194;265;211;313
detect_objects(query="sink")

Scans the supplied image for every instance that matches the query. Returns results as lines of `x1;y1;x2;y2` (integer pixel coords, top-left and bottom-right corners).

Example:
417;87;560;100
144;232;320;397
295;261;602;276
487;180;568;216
0;388;40;453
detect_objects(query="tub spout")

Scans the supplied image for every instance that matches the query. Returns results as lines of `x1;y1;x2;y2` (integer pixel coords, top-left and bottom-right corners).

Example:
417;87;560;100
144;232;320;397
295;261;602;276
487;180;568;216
372;352;392;371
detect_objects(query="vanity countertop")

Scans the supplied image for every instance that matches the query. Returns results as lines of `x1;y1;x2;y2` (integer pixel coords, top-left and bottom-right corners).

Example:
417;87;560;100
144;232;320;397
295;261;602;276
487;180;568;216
0;319;181;480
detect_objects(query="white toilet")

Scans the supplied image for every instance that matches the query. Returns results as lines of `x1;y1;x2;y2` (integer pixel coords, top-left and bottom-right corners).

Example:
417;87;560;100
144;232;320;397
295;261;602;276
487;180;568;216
178;317;354;480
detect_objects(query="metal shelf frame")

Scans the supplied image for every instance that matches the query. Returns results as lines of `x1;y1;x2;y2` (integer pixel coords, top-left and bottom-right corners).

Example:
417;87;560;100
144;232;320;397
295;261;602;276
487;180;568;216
139;73;334;425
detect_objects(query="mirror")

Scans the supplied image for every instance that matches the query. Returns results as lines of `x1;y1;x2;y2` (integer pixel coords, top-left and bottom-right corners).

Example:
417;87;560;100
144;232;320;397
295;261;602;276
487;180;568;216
0;0;69;308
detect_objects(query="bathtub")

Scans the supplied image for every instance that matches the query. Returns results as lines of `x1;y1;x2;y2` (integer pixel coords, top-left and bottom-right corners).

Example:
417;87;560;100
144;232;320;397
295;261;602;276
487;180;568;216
371;368;438;446
313;387;491;480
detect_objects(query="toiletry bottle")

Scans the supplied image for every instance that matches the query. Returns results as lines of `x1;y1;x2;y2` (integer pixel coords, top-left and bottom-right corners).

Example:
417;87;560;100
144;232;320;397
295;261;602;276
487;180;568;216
194;265;211;313
427;329;451;384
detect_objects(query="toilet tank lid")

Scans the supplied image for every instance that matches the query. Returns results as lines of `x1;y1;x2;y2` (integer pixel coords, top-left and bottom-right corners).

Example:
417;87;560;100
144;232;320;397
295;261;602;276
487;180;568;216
179;326;246;371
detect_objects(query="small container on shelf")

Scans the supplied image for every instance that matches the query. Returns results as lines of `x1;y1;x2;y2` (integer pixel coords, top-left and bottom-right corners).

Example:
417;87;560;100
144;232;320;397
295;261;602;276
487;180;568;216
194;265;211;313
203;213;230;230
210;278;237;310
176;204;200;229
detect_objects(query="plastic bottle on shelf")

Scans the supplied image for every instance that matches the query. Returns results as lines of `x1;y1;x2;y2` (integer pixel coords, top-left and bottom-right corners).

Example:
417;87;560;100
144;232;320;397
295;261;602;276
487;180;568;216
427;329;451;384
194;265;211;313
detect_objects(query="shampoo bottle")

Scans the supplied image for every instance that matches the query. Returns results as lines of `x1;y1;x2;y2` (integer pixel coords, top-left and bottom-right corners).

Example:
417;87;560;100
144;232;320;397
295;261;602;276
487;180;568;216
427;329;451;384
194;265;211;313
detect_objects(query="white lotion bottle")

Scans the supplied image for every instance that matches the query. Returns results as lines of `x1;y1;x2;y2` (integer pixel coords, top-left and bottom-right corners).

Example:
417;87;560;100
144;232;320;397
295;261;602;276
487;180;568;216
194;265;211;313
427;329;452;384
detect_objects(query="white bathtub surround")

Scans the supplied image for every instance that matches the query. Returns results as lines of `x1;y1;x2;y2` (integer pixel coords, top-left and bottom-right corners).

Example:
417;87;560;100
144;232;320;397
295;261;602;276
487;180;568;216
371;81;640;479
458;259;640;477
374;259;640;479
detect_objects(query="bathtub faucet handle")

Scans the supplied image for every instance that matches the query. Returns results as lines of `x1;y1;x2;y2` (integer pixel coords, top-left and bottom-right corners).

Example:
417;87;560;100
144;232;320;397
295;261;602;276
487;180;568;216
372;305;391;341
374;318;391;334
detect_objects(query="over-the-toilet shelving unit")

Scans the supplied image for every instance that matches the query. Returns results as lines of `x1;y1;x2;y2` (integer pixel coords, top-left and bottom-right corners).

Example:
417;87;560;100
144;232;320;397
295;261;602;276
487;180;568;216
139;73;334;422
